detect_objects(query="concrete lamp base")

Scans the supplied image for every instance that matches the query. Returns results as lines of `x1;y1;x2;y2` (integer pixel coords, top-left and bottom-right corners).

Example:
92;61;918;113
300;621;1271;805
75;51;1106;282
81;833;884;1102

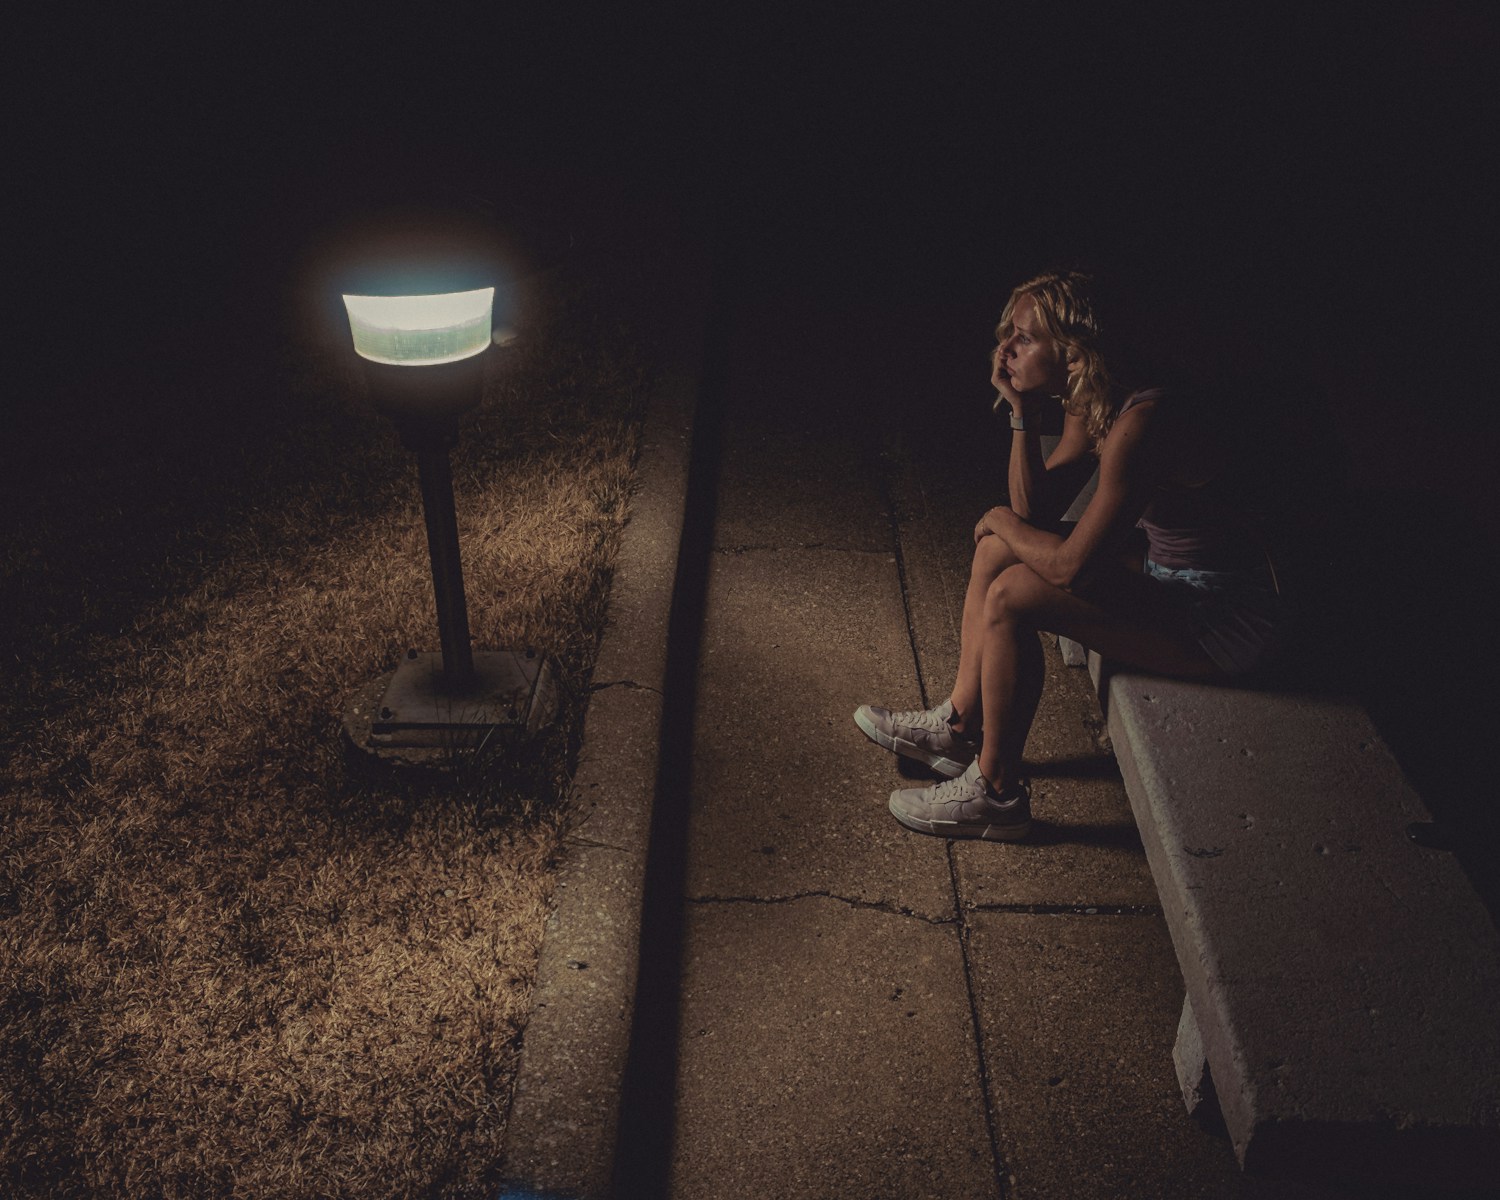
344;648;559;768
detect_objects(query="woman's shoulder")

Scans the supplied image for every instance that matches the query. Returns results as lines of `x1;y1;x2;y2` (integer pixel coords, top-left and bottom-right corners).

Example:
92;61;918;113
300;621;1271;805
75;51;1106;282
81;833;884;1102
1110;387;1172;440
1102;384;1197;475
1118;386;1169;417
1120;382;1233;486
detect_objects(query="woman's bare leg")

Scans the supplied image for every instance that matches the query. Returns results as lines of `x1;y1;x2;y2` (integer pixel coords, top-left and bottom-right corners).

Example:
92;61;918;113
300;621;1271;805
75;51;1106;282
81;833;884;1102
977;604;1047;787
948;534;1018;735
975;562;1224;789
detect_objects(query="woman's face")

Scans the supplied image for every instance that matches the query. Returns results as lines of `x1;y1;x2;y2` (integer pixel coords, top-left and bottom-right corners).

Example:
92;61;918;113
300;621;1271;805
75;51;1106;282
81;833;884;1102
992;295;1071;397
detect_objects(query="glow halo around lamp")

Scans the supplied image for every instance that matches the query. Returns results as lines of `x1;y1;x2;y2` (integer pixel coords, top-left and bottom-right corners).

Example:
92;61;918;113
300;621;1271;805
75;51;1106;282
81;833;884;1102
332;242;557;764
342;287;495;366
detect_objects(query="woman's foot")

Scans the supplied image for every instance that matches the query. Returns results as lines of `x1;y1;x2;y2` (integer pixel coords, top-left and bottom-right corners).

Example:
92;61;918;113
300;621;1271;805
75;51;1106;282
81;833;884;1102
853;699;979;778
887;760;1032;841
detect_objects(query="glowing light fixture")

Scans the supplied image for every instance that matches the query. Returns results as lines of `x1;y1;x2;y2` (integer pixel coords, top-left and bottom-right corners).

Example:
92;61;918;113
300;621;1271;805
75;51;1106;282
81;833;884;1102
342;287;495;366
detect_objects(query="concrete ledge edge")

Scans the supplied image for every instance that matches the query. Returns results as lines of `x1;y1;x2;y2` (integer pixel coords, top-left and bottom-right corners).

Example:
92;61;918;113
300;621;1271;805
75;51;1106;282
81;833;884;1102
498;293;708;1199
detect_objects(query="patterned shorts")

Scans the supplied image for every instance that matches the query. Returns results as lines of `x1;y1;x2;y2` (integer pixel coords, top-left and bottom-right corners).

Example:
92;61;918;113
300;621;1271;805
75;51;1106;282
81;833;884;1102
1144;560;1284;676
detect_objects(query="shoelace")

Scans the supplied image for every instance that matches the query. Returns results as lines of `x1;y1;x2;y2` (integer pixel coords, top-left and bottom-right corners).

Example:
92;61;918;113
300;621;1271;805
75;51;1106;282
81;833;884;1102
892;706;952;733
932;769;1030;806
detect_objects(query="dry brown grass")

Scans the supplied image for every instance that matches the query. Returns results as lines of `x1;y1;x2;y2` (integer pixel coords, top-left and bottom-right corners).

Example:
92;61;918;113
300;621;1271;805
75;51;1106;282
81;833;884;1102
1;278;651;1197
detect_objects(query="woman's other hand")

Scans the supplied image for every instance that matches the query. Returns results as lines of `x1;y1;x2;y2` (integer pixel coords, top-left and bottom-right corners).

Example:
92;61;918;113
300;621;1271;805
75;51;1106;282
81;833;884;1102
975;506;1013;545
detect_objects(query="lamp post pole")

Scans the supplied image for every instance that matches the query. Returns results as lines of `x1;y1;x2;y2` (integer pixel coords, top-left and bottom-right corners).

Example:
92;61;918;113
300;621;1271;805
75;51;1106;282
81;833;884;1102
411;433;475;688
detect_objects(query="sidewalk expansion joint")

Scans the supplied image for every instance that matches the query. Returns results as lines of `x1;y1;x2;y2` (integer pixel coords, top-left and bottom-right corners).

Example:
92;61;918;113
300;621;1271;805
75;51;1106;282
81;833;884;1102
686;890;956;925
966;901;1164;917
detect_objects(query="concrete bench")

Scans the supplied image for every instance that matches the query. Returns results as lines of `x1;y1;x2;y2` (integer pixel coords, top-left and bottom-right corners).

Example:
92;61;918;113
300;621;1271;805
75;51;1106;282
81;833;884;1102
1086;651;1500;1185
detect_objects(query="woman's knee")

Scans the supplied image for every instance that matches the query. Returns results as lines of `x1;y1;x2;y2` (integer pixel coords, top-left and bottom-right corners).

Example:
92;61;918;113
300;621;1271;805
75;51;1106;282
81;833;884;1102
971;534;1018;585
983;563;1044;625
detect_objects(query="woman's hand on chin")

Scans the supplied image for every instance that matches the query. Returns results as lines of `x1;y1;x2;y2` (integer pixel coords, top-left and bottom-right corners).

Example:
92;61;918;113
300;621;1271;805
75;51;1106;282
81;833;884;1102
992;366;1025;417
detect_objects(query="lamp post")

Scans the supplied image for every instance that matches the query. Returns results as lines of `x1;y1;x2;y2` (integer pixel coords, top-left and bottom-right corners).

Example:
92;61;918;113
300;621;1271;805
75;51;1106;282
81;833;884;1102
339;268;556;762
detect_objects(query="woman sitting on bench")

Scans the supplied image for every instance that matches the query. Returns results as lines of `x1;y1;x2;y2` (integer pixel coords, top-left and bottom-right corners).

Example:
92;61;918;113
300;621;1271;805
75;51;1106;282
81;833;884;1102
855;270;1282;841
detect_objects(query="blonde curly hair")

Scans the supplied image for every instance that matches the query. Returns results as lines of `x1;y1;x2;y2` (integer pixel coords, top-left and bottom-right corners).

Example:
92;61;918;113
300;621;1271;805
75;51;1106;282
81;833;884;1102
994;271;1121;447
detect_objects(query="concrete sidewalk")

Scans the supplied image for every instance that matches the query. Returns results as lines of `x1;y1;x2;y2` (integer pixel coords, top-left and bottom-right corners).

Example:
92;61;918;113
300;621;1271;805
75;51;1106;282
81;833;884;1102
604;285;1367;1199
501;267;1379;1197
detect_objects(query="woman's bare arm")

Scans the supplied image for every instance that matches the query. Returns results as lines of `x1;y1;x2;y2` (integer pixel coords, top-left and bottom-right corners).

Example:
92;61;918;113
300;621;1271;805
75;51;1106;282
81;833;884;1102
1005;408;1093;524
980;400;1165;588
991;336;1094;526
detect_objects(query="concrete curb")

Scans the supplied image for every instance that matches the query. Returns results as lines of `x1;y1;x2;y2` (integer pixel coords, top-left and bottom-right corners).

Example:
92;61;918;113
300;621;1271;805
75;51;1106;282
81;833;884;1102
498;293;707;1198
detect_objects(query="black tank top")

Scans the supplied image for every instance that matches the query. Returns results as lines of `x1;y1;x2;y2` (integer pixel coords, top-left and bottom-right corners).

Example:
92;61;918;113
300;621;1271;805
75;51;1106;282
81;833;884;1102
1118;389;1260;572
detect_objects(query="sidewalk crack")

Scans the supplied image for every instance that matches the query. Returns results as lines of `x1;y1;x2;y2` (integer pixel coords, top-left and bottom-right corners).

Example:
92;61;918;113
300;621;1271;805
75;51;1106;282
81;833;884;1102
965;901;1164;917
687;890;955;925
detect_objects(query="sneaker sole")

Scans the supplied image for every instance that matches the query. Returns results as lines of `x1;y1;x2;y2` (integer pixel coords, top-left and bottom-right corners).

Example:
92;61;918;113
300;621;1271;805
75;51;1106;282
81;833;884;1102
887;796;1032;841
853;707;971;779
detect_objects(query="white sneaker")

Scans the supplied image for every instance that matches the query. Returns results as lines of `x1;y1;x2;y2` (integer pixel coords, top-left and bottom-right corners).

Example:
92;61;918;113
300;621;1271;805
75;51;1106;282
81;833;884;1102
853;699;978;778
888;760;1031;841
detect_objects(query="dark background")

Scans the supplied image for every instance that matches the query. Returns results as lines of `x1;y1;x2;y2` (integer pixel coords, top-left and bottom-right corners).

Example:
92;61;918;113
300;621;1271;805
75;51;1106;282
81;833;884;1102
17;5;1497;492
12;5;1500;901
18;6;1496;393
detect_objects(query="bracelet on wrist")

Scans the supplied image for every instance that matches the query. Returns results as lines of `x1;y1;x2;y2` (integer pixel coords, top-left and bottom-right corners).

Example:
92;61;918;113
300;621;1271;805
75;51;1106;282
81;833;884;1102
1009;414;1026;431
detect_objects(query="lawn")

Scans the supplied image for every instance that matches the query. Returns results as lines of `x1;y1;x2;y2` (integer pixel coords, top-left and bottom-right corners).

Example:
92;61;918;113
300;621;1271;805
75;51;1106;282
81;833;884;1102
0;264;654;1198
